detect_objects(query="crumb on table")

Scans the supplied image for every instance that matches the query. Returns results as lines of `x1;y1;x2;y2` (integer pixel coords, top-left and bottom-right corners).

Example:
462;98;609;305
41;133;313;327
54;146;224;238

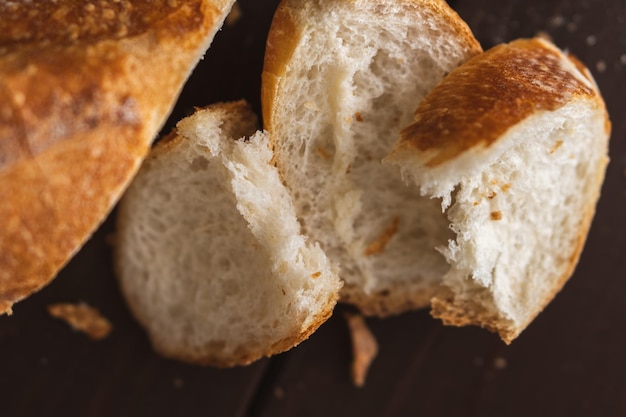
344;312;378;387
47;302;113;341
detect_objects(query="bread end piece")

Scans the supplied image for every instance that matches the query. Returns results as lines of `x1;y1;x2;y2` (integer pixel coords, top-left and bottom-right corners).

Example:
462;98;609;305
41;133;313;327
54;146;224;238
115;101;341;367
387;38;610;342
262;0;482;317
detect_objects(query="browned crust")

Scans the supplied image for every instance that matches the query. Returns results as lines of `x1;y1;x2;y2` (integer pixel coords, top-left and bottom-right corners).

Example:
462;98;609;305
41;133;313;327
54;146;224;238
0;0;235;315
431;293;518;344
261;0;482;135
394;38;598;167
142;292;339;368
260;0;301;134
425;40;611;343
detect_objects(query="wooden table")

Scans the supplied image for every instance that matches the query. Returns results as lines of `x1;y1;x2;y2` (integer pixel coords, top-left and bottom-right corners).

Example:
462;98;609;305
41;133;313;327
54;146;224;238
1;1;625;416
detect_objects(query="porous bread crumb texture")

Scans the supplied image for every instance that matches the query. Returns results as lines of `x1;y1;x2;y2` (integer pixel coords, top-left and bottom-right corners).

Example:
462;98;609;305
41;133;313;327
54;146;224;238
115;102;341;366
387;38;609;342
264;0;482;316
434;99;608;342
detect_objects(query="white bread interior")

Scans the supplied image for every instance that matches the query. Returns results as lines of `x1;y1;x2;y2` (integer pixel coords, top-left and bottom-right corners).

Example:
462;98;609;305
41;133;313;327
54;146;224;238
262;0;483;315
386;38;610;342
115;101;341;366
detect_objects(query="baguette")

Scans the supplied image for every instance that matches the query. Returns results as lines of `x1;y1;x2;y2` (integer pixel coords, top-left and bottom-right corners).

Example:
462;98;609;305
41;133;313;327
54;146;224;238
115;101;342;366
386;38;610;342
262;0;482;316
0;0;235;314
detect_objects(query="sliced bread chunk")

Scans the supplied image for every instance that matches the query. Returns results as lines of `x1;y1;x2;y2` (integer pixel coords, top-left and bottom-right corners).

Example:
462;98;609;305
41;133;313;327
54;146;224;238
386;38;611;343
262;0;482;316
115;101;342;366
0;0;236;314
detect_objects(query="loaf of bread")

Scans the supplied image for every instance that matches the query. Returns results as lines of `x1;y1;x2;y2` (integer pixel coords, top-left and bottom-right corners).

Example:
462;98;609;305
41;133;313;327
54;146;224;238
386;38;610;342
115;101;342;366
262;0;483;316
0;0;236;314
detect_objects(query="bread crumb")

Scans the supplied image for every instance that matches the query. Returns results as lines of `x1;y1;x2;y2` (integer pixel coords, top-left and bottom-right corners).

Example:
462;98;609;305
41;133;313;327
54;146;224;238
620;54;626;66
548;14;565;28
304;101;320;111
585;35;597;46
487;191;497;200
490;211;502;221
364;217;399;256
225;2;241;27
550;140;563;154
311;271;322;279
344;313;378;387
173;378;184;389
535;31;552;42
596;60;607;73
493;357;508;370
316;147;330;159
274;386;285;399
48;303;113;340
354;112;363;122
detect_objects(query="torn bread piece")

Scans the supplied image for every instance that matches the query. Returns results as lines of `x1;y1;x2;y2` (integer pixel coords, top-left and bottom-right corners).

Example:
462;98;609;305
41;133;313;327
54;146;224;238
0;0;236;315
386;38;611;343
115;101;342;366
262;0;482;316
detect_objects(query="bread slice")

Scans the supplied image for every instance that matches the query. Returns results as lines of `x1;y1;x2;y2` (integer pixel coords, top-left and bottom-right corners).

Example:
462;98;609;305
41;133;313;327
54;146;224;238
115;101;342;367
385;38;611;343
0;0;236;314
262;0;482;316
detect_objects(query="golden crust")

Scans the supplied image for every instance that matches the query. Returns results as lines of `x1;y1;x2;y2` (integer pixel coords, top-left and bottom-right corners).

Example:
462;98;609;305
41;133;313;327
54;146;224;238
261;0;482;135
422;39;611;344
143;291;339;368
395;38;598;167
0;0;235;315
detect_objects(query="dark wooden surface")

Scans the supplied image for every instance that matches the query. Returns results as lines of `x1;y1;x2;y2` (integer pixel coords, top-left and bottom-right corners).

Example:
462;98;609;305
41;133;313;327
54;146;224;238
1;0;625;416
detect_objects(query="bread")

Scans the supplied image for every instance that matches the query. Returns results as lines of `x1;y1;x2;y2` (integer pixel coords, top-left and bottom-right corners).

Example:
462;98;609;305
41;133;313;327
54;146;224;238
0;0;236;314
262;0;482;316
385;38;610;343
114;101;342;367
